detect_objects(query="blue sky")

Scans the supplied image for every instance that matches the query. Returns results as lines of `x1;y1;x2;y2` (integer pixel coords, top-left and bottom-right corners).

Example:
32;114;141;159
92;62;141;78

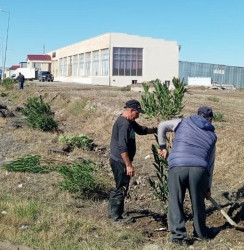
0;0;243;67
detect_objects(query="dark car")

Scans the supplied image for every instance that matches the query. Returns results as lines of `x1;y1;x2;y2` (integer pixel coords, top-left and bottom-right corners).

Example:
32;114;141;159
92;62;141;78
38;71;54;82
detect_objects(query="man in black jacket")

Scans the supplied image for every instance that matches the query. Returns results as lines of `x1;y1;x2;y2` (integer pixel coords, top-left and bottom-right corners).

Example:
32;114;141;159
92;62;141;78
108;99;157;222
16;72;25;90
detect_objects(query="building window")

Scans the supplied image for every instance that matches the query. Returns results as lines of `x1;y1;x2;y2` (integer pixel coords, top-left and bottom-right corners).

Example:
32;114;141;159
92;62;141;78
92;50;99;76
32;62;41;70
85;52;91;76
101;49;109;76
59;57;67;76
73;55;78;76
63;57;67;76
59;58;62;76
68;56;72;76
113;47;143;76
79;54;84;76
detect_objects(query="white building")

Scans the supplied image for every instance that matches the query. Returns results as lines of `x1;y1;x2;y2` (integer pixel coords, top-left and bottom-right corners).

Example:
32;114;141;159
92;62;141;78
48;33;179;87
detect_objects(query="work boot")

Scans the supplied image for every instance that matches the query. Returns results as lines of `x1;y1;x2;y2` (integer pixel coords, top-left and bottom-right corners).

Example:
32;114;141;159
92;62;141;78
108;189;122;218
110;197;134;222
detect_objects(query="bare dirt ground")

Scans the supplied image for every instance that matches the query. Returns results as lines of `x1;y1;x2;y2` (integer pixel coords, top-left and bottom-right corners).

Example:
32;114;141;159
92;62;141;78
0;82;244;249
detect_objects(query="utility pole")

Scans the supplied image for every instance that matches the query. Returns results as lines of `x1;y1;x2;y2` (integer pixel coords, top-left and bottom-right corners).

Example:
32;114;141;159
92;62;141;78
0;9;10;80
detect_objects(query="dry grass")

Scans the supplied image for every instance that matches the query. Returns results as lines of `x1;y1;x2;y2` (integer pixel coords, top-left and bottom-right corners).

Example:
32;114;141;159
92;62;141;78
0;83;244;249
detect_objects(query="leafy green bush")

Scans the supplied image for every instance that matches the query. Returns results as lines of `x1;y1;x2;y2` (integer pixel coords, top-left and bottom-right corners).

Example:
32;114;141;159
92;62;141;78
59;134;94;150
3;155;52;173
2;78;15;90
68;99;87;116
21;96;58;132
141;78;187;213
214;111;224;122
141;78;187;120
148;144;169;212
58;161;105;196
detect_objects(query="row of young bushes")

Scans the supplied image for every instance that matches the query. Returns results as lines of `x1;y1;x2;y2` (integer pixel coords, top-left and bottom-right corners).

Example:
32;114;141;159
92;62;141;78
3;155;106;198
1;78;225;210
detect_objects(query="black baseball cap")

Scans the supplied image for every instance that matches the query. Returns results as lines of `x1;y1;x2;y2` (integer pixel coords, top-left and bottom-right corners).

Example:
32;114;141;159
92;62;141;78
124;99;145;113
197;106;213;118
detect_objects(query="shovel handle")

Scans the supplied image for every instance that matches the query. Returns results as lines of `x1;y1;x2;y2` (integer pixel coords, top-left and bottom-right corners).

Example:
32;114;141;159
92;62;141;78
209;197;237;227
209;197;222;210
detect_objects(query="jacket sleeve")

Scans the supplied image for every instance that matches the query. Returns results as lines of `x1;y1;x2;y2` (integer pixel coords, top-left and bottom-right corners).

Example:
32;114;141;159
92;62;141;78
158;119;182;149
132;121;148;135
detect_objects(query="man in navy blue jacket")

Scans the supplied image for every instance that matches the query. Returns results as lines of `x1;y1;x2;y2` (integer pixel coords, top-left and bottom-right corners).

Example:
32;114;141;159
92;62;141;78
158;106;217;245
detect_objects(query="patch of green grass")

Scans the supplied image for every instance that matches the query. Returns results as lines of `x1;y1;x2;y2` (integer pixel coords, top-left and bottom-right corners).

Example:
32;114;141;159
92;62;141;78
14;201;41;221
68;99;87;116
207;96;219;102
118;85;131;91
0;92;8;97
106;92;118;97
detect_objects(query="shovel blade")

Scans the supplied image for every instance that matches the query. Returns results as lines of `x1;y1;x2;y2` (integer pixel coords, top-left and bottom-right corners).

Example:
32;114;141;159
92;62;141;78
210;197;244;231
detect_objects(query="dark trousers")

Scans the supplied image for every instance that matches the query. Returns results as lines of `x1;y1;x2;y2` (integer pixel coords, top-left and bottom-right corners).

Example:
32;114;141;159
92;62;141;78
110;158;130;197
108;158;131;219
168;166;209;240
19;81;24;89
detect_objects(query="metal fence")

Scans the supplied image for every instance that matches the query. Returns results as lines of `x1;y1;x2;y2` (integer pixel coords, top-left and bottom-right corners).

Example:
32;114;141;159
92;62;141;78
179;61;244;89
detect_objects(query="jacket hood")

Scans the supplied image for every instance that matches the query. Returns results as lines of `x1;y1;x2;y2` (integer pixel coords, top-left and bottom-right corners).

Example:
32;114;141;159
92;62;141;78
190;115;215;132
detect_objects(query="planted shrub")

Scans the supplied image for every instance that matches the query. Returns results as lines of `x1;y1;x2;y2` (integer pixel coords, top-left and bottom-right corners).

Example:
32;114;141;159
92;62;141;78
141;78;187;121
58;161;105;197
3;155;52;173
59;134;94;150
148;144;169;212
141;78;187;212
21;96;58;132
2;78;15;90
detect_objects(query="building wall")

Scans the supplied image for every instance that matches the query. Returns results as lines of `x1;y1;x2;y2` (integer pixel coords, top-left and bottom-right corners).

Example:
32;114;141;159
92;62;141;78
179;61;244;89
48;33;179;87
26;60;51;71
109;33;179;87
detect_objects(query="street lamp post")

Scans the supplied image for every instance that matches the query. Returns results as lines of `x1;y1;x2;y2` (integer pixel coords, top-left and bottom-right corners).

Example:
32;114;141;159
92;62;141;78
0;37;3;78
0;9;10;80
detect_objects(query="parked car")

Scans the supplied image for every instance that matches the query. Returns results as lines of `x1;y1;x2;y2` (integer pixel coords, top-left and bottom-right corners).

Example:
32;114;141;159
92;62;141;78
38;71;54;82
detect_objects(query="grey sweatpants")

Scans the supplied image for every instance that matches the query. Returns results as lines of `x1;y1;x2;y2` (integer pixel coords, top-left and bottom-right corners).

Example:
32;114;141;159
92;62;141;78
168;166;209;240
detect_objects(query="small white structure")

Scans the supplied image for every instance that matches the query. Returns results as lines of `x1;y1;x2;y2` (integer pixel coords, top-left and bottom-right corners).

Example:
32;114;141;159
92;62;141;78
188;77;212;87
47;33;179;87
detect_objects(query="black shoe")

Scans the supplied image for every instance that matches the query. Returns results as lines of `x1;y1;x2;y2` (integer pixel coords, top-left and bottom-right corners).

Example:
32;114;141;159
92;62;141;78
206;227;220;239
193;227;220;240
